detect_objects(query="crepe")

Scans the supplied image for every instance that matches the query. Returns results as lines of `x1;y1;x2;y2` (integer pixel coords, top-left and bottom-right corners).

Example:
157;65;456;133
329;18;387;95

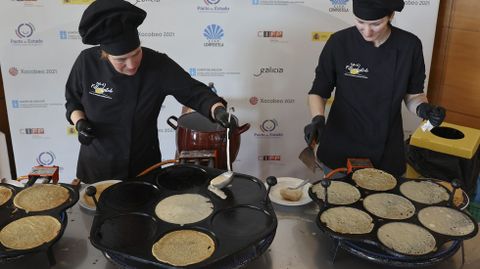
400;181;449;205
418;206;476;236
152;229;215;266
83;182;116;208
312;181;361;205
0;215;61;250
155;194;213;225
352;168;397;191
363;193;415;220
320;206;374;234
13;184;69;212
377;222;436;256
0;186;13;206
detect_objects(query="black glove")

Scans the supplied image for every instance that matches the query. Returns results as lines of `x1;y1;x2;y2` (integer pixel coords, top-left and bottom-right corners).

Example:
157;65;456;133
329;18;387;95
213;106;238;129
75;119;95;145
416;103;446;127
304;115;325;145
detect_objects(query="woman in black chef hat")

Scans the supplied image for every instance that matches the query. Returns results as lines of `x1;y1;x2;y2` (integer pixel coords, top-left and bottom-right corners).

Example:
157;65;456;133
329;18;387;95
65;0;236;183
304;0;446;176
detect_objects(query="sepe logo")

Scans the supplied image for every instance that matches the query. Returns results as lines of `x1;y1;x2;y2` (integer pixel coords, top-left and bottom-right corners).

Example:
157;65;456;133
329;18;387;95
20;128;45;135
254;67;284;77
258;155;281;161
9;67;19;76
203;24;224;47
257;31;283;38
37;151;56;166
15;23;34;38
249;96;259;105
329;0;349;12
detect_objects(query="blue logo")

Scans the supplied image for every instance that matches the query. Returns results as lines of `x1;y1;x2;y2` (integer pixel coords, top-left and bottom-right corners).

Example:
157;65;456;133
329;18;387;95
15;23;34;38
330;0;349;4
203;24;224;40
12;100;19;108
59;30;67;39
189;68;197;76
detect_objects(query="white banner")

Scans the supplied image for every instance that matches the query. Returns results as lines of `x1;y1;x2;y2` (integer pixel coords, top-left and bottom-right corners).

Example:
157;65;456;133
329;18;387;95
0;0;439;182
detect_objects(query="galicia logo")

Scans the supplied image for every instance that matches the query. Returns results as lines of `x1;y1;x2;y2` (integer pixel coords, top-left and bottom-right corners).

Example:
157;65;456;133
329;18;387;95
204;0;221;4
9;67;19;76
204;24;224;40
329;0;349;12
254;67;284;77
203;24;224;47
15;23;34;38
189;68;197;76
12;100;19;108
37;151;56;166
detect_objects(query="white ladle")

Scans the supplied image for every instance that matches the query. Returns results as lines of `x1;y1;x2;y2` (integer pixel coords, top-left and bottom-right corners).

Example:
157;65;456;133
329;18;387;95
210;108;234;189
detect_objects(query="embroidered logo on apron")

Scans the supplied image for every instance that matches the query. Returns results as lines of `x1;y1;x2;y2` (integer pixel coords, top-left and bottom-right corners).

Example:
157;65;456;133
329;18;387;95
344;63;369;79
89;82;114;99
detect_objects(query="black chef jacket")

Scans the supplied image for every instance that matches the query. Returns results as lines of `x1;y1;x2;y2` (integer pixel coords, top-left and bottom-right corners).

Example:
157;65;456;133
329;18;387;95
309;26;426;176
65;47;225;183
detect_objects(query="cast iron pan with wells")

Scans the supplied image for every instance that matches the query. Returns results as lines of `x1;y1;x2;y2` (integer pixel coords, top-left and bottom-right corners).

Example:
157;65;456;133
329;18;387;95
88;164;278;269
308;174;478;266
0;182;79;260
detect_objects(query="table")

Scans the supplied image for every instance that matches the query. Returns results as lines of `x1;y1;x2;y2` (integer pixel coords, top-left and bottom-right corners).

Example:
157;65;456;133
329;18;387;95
3;194;480;269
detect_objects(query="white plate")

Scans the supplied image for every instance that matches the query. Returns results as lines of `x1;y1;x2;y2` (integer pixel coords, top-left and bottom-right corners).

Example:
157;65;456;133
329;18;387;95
79;180;121;211
267;177;312;206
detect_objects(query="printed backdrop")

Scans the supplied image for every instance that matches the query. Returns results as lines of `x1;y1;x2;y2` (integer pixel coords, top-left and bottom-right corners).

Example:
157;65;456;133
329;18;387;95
0;0;439;182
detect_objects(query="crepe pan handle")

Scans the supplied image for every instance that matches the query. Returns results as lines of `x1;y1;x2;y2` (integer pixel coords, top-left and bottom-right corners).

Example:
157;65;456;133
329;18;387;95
85;186;100;209
264;176;277;203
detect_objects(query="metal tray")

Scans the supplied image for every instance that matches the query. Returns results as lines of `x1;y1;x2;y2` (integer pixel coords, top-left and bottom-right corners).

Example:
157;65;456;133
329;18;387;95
89;164;278;268
308;175;479;260
0;183;79;258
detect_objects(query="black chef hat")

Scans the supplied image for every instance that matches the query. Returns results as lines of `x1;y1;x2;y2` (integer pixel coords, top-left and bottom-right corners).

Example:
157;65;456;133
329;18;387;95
353;0;405;20
79;0;146;56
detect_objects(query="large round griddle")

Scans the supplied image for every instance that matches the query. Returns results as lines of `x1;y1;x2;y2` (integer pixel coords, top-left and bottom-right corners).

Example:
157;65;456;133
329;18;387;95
89;164;277;268
309;174;478;266
0;183;78;261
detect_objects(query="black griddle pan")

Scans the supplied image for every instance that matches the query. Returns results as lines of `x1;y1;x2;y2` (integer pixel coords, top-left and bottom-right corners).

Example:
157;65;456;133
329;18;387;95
89;164;277;268
0;182;79;259
308;175;478;260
